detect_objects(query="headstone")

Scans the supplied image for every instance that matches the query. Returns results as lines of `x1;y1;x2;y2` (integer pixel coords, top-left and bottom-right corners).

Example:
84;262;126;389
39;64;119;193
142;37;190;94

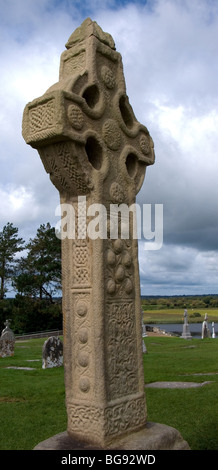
181;308;192;339
141;310;147;353
42;336;63;369
212;322;216;339
0;320;15;358
202;313;210;339
23;18;189;450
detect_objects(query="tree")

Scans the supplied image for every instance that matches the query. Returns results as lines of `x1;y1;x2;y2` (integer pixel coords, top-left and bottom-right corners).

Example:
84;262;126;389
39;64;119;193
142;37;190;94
0;223;24;299
15;223;61;302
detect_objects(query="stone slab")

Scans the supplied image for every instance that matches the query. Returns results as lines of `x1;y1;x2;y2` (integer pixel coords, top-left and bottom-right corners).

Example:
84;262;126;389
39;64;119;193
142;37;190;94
34;422;190;450
182;372;218;376
145;381;213;389
5;366;36;370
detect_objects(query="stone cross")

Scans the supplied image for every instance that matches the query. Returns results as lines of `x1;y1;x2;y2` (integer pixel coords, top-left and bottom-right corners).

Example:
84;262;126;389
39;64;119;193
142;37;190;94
181;308;192;339
202;313;210;339
22;19;155;447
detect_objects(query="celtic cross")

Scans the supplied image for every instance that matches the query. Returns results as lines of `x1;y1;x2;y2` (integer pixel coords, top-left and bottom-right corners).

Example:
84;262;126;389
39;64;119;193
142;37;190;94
23;18;155;447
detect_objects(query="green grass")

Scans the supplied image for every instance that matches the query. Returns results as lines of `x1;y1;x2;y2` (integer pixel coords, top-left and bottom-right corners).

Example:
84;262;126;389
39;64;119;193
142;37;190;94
144;336;218;450
0;337;218;449
0;338;67;450
142;308;218;323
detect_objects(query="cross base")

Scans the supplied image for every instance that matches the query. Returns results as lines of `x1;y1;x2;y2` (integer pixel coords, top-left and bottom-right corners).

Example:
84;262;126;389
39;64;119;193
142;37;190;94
33;422;190;450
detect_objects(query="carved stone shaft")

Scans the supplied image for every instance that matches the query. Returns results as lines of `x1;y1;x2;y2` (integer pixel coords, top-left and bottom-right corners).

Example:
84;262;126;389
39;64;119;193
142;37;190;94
22;18;155;446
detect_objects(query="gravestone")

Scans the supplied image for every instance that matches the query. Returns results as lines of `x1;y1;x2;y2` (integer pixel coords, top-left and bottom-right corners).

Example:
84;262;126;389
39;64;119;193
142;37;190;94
202;313;210;338
181;308;192;339
0;320;15;358
23;18;189;450
42;336;63;369
141;310;147;353
212;322;215;339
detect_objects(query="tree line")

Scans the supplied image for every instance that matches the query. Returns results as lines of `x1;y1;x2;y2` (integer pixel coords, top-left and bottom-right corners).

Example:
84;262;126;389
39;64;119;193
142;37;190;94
141;295;218;310
0;222;62;334
2;221;217;335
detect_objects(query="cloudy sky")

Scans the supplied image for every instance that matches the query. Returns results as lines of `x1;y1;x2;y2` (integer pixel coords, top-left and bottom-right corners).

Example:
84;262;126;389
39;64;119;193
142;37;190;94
1;0;218;296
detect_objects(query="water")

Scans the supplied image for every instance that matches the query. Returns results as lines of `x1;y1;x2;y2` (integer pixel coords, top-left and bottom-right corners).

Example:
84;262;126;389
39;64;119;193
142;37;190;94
147;323;217;339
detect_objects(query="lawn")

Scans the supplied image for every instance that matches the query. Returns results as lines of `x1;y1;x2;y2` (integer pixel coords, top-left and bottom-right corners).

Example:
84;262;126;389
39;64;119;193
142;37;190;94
0;338;67;450
144;336;218;450
0;336;218;450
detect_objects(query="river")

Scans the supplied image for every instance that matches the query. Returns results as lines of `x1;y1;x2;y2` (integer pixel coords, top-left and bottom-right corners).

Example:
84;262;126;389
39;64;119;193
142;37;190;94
146;323;217;339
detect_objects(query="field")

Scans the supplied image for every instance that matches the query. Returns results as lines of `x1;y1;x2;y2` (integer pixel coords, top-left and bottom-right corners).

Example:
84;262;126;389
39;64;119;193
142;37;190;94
0;336;218;450
142;308;218;324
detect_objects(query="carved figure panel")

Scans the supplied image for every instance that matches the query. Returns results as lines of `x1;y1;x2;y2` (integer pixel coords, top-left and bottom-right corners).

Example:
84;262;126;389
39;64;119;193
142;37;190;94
105;239;134;298
105;301;138;401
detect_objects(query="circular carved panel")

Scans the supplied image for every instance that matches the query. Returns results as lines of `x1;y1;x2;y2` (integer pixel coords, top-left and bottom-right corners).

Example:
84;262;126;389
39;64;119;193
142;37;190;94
79;377;90;393
140;134;151;155
67;104;84;129
78;351;89;367
124;277;133;294
76;301;87;317
102;119;121;150
123;252;132;267
78;328;88;344
109;182;125;203
115;265;125;283
113;239;123;254
107;249;116;266
107;279;116;295
101;66;116;89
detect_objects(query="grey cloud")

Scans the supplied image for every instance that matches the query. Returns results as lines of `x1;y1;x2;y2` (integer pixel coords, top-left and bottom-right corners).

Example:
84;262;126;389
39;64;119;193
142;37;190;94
139;242;218;295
